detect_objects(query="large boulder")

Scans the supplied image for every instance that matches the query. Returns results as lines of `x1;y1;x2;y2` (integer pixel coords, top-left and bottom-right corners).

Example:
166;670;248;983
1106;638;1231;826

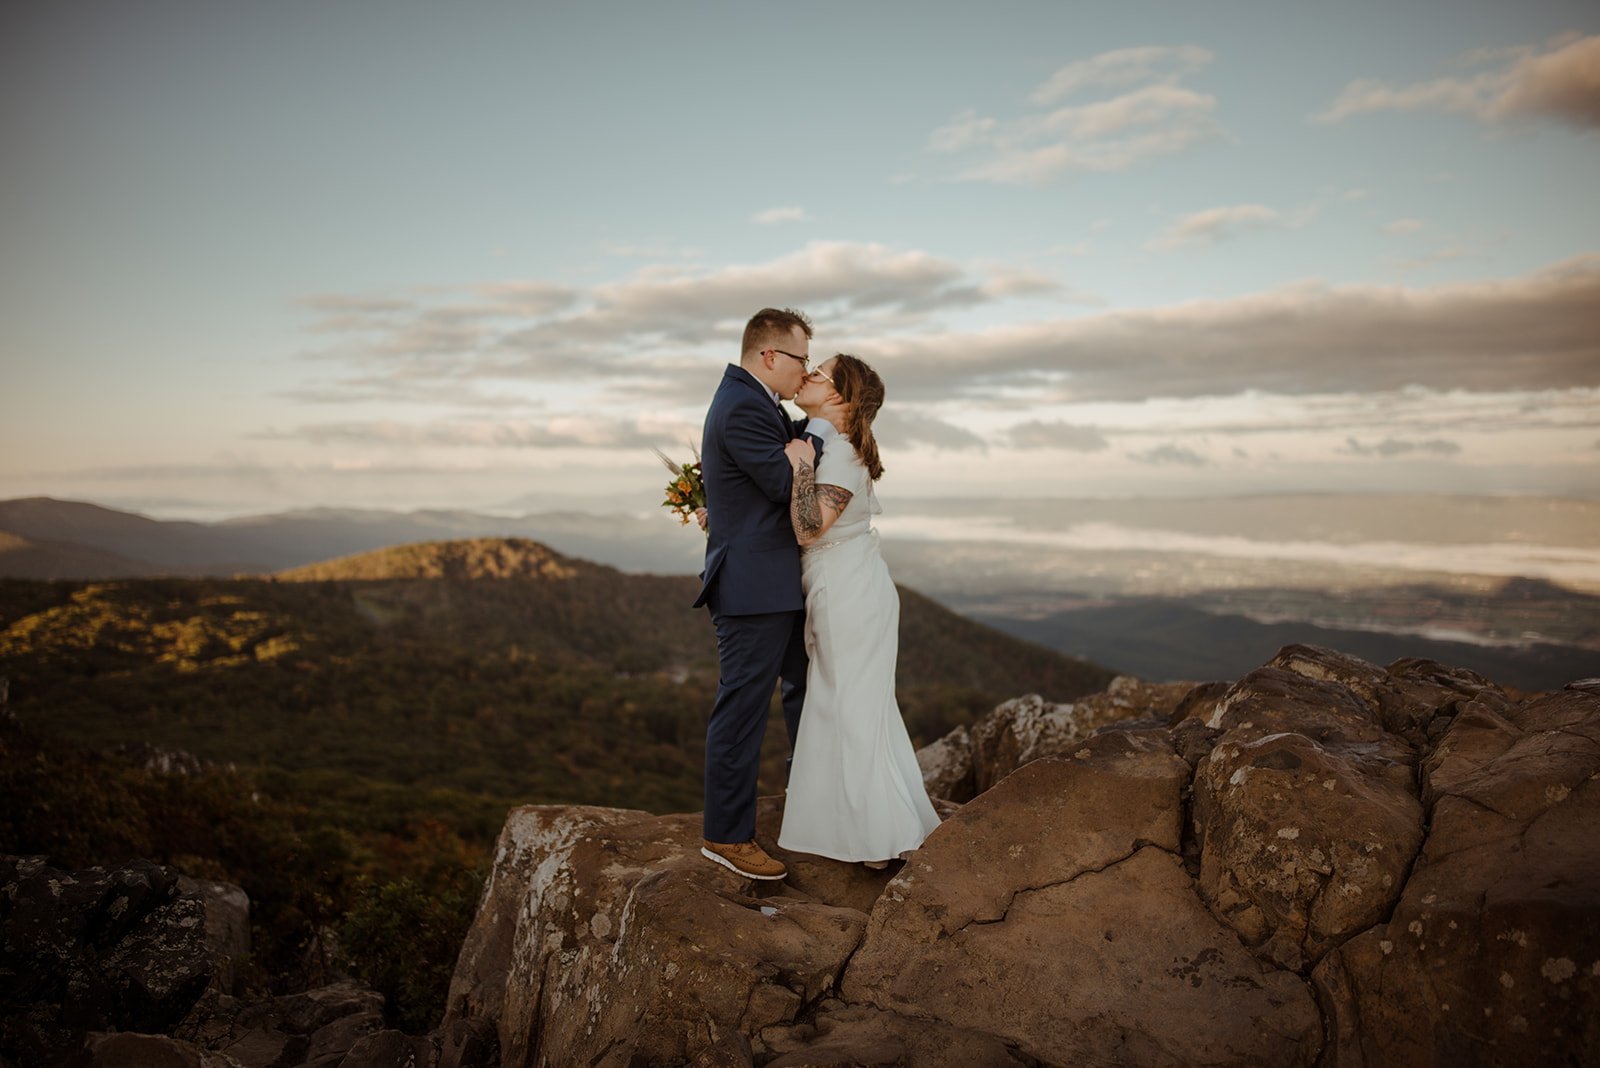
173;979;387;1068
443;804;652;1033
1385;656;1513;737
1194;729;1423;972
63;1030;240;1067
1192;648;1425;971
175;876;250;995
960;677;1197;795
1;856;213;1065
441;801;884;1066
841;730;1322;1066
1312;682;1600;1065
915;723;974;803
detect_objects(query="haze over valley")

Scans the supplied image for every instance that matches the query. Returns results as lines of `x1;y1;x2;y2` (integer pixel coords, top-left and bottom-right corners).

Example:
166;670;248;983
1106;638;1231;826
4;492;1595;691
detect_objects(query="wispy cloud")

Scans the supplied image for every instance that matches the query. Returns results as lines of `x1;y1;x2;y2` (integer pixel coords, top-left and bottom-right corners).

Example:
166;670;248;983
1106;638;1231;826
1396;245;1475;271
872;408;989;452
752;205;810;224
292;241;1068;404
1149;203;1282;249
290;252;1600;415
1029;45;1213;105
1382;218;1425;236
1338;436;1463;457
251;414;701;451
1316;32;1600;129
1127;443;1207;466
927;46;1224;184
1005;421;1110;451
865;255;1600;402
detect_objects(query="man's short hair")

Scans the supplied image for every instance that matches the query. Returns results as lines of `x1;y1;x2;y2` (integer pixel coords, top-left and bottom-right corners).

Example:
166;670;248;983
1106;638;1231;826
741;307;813;360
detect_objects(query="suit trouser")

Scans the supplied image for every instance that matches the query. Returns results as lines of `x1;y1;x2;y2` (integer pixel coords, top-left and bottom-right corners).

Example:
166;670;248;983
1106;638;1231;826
703;607;808;843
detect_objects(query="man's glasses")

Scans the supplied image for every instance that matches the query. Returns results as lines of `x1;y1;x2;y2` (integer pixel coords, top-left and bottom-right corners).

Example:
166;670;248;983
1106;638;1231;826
769;348;809;368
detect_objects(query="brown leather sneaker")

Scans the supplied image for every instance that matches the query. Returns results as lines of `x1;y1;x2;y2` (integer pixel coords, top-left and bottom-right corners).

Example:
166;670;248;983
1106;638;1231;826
701;838;787;880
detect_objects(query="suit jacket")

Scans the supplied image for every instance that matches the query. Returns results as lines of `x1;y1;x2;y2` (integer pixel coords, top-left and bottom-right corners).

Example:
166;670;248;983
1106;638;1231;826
693;364;815;615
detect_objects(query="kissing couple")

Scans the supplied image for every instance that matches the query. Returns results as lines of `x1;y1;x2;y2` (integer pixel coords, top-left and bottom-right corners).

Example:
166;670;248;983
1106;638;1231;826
692;306;942;880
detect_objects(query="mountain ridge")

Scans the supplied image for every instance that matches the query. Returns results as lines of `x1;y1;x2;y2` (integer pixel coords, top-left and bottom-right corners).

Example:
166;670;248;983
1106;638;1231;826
0;535;1115;818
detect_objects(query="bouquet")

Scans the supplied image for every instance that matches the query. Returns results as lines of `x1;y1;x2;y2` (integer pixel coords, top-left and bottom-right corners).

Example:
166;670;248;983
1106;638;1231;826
653;447;707;534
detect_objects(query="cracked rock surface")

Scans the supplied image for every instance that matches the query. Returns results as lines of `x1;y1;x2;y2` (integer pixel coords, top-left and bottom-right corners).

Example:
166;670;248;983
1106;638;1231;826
1312;681;1600;1066
1193;648;1427;972
841;730;1319;1066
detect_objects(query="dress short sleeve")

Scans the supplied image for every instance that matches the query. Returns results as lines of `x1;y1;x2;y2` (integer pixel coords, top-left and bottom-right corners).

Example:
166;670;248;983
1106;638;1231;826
815;437;867;496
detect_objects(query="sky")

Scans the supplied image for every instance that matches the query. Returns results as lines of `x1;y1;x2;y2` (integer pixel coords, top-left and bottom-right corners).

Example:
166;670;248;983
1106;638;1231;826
2;0;1597;522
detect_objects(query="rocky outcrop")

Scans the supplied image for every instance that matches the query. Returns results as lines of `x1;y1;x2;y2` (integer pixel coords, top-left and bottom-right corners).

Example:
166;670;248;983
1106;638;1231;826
58;981;392;1068
919;676;1198;802
0;856;407;1068
172;980;388;1068
1;856;215;1065
443;798;893;1067
440;646;1600;1067
1311;680;1600;1065
844;728;1322;1065
1192;651;1425;972
175;876;251;995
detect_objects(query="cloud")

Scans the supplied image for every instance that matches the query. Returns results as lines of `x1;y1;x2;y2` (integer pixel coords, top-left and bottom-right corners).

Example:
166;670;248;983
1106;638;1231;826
475;280;584;317
927;46;1224;184
251;414;701;451
604;244;705;260
863;255;1600;402
295;241;1067;401
1397;245;1474;271
276;379;538;409
298;294;415;315
1126;443;1207;466
1383;218;1425;235
1150;204;1282;249
1005;420;1110;451
1029;45;1214;105
753;206;810;224
872;408;988;452
927;110;998;152
1317;33;1600;129
291;252;1600;416
1123;387;1600;438
1339;437;1463;457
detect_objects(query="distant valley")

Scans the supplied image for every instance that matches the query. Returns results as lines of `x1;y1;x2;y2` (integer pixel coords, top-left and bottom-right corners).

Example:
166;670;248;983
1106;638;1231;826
3;494;1597;693
953;592;1599;692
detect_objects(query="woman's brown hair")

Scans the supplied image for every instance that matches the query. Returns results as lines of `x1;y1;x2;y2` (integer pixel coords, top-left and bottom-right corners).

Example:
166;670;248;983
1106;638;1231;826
828;354;885;481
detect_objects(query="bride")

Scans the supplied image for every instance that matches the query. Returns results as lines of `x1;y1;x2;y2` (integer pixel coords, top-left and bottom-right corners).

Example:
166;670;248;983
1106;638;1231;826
776;354;943;870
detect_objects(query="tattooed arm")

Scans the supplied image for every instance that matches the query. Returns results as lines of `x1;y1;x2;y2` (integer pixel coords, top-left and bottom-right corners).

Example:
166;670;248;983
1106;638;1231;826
784;438;854;545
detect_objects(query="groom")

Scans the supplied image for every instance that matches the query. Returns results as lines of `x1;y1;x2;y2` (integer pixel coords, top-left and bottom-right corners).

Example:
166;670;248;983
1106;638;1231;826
694;307;838;880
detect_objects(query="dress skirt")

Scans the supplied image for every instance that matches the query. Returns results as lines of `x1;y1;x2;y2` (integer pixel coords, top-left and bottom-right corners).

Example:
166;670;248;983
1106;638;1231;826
777;528;943;862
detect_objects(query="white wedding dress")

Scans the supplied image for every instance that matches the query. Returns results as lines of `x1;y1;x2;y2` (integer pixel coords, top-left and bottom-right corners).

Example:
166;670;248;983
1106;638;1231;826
777;438;943;863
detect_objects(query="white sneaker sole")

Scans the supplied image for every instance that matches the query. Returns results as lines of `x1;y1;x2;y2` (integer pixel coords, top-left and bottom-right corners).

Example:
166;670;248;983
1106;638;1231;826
701;846;787;880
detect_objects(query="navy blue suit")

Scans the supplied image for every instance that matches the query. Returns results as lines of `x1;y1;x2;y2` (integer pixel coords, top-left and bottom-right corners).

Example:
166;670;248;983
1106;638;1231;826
695;364;817;844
